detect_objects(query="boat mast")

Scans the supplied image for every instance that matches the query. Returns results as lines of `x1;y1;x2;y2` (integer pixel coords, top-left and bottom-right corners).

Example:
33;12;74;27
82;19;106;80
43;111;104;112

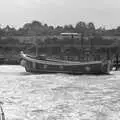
81;33;84;49
80;33;84;60
35;38;39;57
36;45;39;56
89;34;94;60
90;36;93;50
107;48;111;60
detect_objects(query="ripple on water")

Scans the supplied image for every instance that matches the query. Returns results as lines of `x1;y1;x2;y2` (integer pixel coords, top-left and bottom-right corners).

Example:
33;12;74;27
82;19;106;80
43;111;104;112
0;66;120;120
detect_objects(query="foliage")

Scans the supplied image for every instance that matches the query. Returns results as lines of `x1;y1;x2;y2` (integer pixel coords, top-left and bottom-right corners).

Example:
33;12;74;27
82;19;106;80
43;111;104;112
0;21;100;36
0;20;120;37
0;20;120;47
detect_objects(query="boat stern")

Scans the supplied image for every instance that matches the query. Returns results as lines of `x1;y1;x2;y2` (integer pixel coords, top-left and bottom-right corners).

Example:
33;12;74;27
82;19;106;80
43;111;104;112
101;60;112;74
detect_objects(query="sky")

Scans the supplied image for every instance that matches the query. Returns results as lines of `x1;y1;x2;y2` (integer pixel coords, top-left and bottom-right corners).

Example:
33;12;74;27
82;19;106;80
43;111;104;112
0;0;120;29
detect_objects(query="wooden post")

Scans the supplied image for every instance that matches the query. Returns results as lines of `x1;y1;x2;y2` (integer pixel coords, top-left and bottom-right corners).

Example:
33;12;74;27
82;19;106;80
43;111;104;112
115;53;119;70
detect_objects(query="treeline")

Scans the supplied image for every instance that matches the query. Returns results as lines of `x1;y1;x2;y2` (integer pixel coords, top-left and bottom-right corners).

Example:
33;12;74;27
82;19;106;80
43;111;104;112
0;20;120;46
0;20;120;37
0;21;104;36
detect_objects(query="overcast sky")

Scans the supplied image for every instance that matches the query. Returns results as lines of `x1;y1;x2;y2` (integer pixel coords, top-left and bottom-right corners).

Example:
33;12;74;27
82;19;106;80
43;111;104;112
0;0;120;29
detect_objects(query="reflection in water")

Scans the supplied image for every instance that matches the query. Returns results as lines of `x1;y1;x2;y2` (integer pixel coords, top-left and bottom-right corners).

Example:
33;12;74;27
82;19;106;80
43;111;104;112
0;65;120;120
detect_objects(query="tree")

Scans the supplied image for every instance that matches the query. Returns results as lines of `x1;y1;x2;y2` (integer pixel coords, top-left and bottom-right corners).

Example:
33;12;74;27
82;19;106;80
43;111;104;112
75;21;87;33
54;26;64;35
87;22;95;30
63;24;75;33
87;22;96;35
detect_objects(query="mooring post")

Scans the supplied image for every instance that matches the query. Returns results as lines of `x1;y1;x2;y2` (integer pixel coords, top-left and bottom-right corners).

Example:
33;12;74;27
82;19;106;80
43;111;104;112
115;53;119;70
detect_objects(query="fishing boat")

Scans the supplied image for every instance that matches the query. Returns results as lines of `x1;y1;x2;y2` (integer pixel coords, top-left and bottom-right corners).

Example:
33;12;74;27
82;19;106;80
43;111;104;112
20;33;115;74
20;51;111;74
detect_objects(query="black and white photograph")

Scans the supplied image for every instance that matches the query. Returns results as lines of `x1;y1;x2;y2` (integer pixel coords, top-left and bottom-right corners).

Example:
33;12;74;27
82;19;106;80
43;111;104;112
0;0;120;119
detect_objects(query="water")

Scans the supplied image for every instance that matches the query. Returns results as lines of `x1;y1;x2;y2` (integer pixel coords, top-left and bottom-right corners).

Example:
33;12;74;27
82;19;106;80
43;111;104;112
0;65;120;120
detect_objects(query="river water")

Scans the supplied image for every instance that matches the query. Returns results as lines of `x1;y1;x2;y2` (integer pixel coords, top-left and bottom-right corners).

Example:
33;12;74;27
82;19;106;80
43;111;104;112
0;65;120;120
